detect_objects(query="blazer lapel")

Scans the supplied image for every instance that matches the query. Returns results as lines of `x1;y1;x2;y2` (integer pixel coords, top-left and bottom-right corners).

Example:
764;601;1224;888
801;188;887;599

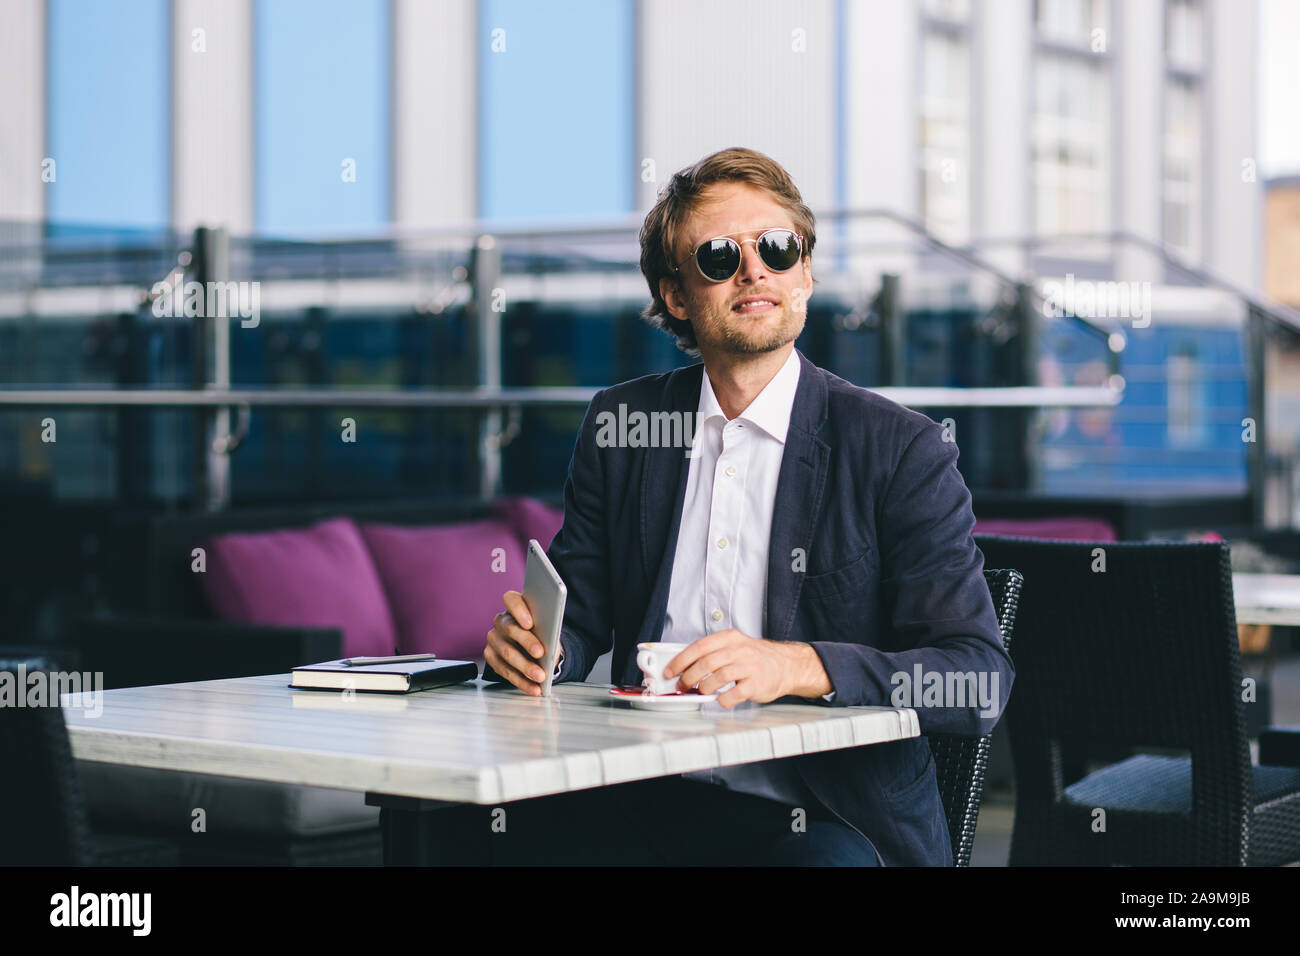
633;362;704;652
765;350;830;643
630;351;829;661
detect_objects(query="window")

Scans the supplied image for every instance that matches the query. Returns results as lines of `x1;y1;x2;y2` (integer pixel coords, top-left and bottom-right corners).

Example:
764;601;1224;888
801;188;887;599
1165;0;1204;69
919;14;970;244
1032;0;1111;240
478;0;634;221
1033;56;1110;236
1166;348;1205;446
922;0;971;20
1163;77;1202;260
46;0;170;235
254;0;390;235
1163;0;1204;260
1035;0;1108;45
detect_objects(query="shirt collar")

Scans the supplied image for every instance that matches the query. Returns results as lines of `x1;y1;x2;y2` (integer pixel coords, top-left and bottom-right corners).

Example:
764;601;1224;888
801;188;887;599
696;348;801;444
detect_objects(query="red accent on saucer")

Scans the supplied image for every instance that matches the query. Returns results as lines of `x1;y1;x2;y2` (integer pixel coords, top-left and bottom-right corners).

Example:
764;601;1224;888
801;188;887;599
609;685;697;697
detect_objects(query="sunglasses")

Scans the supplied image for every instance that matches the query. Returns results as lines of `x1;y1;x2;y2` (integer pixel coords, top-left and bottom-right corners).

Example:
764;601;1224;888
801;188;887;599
673;228;804;283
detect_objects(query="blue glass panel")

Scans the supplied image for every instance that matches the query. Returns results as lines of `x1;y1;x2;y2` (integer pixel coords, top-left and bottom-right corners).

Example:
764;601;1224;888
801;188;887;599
479;0;634;221
254;0;390;234
46;0;170;232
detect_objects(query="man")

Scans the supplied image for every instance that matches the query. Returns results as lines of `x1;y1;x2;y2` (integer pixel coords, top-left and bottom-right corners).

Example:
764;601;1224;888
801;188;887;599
482;146;1013;866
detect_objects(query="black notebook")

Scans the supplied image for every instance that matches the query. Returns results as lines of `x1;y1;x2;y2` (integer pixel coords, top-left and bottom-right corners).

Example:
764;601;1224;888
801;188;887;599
290;658;479;694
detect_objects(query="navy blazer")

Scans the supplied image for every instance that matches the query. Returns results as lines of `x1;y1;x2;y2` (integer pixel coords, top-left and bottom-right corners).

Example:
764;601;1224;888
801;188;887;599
485;349;1014;866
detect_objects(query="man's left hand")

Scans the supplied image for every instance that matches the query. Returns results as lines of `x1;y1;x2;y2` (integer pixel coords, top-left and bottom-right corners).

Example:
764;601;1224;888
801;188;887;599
664;630;833;708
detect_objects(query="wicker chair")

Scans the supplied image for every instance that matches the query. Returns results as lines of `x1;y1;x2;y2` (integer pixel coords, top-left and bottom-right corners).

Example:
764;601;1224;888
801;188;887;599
930;567;1023;867
0;655;180;866
974;536;1300;866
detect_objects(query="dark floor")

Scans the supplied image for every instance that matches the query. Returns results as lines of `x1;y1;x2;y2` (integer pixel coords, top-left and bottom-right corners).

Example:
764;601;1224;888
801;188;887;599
971;650;1300;866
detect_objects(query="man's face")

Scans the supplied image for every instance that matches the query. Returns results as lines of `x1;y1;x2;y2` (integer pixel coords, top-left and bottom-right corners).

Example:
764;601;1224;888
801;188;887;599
659;181;813;356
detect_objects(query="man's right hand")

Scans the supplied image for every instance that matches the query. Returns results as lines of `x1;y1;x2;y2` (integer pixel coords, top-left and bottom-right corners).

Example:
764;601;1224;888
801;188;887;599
484;590;550;696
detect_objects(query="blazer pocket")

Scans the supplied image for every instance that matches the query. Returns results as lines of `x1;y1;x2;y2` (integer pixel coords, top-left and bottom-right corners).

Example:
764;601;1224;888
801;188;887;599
883;746;936;800
801;548;874;604
880;749;949;862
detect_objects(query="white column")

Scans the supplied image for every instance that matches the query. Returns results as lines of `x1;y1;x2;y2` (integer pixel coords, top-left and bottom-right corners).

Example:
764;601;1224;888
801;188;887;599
1205;0;1262;292
839;0;918;279
172;0;254;236
637;0;836;213
1112;0;1164;283
392;0;477;227
972;0;1031;278
0;0;46;238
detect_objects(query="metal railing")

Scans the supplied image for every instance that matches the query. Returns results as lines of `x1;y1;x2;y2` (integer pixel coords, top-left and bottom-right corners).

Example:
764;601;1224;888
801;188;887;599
12;212;1282;514
962;229;1300;526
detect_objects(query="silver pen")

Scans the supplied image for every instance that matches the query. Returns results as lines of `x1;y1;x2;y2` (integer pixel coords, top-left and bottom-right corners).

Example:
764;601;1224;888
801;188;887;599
340;653;438;667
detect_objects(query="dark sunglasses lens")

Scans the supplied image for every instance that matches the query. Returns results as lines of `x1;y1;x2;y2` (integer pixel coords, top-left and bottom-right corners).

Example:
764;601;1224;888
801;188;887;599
758;230;801;271
696;239;741;281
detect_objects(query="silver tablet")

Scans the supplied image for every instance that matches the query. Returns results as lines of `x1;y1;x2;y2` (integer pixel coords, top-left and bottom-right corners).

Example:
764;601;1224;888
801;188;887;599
522;539;567;697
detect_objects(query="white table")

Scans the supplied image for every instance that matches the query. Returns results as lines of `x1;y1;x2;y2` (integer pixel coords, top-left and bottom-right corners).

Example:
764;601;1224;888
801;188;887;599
1233;573;1300;627
63;674;919;864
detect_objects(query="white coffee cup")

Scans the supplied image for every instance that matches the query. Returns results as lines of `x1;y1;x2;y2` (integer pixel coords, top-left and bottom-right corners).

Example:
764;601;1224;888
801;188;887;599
636;642;689;695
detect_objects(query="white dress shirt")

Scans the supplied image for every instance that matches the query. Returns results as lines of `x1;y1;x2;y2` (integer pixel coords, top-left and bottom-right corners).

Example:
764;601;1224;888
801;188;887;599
660;348;828;806
552;350;829;806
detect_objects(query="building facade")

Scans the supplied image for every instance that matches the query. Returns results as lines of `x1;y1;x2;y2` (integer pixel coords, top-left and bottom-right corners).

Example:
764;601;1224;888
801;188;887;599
0;0;1261;291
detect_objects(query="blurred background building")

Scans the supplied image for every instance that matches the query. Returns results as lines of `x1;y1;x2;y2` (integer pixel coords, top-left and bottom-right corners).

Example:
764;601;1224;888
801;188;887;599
1;0;1299;635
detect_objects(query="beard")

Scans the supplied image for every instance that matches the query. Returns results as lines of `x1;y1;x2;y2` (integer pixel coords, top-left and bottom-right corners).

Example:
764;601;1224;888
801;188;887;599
687;293;806;355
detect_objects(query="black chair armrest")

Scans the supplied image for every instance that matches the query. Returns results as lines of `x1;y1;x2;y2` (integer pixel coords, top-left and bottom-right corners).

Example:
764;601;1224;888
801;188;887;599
68;616;343;689
1258;726;1300;768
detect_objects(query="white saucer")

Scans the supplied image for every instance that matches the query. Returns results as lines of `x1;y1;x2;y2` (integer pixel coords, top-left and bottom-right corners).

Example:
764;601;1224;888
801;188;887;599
607;687;719;710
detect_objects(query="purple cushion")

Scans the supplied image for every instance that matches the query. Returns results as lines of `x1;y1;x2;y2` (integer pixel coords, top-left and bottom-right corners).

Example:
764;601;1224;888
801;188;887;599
973;517;1117;542
491;496;565;551
199;518;397;659
359;519;525;662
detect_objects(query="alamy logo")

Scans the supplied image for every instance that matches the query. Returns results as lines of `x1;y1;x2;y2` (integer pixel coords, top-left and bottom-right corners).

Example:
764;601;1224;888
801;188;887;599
151;274;261;328
889;664;1000;719
594;404;702;458
0;665;102;718
1040;273;1152;328
50;886;151;936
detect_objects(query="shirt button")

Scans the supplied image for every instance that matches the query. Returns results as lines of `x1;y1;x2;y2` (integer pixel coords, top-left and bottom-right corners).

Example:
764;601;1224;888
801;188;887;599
711;609;724;622
716;537;728;550
724;465;737;477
